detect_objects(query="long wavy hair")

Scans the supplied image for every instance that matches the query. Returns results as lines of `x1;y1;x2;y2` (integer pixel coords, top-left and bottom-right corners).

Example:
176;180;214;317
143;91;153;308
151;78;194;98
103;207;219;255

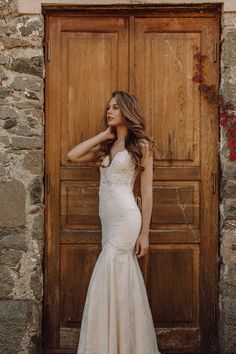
95;91;159;172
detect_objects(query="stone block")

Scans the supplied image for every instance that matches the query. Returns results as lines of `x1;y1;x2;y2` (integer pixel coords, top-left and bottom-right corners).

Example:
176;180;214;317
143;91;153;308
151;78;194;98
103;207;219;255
224;180;236;198
13;16;43;37
30;268;43;300
222;325;236;353
0;265;14;297
25;107;44;120
0;165;6;177
11;57;44;78
0;229;9;237
0;22;11;37
224;199;236;219
10;75;42;92
0;151;10;164
14;99;43;109
31;213;43;239
8;122;41;136
3;118;17;129
0;179;26;227
0;106;17;119
0;135;10;147
0;234;27;252
0;54;8;64
0;249;24;267
0;300;36;354
0;87;13;99
225;0;236;12
16;0;225;16
222;160;236;180
23;150;43;174
25;89;39;100
11;136;42;149
220;282;236;298
2;36;36;49
222;83;236;104
228;66;236;85
221;299;236;326
222;30;236;67
29;176;43;204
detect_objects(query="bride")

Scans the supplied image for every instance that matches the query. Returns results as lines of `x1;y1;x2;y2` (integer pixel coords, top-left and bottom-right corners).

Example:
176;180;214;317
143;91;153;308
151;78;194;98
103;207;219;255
67;90;161;354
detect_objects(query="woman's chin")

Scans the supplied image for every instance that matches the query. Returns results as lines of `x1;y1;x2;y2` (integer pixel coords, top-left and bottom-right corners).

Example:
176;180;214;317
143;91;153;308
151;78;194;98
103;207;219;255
107;121;116;127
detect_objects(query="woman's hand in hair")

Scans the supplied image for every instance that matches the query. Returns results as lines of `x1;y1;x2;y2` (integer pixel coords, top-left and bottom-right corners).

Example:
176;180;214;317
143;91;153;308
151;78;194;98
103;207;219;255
102;126;116;141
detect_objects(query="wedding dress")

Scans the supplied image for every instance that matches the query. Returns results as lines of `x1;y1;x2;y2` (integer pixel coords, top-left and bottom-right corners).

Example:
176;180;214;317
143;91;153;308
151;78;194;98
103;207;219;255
77;147;161;354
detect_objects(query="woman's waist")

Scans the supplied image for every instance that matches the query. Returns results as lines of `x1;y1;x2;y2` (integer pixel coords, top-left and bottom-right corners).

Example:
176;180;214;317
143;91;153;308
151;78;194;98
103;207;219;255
99;192;139;210
99;184;134;193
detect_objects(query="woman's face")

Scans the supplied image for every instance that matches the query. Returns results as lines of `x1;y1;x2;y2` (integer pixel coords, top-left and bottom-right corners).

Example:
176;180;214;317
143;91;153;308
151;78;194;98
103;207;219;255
106;97;124;127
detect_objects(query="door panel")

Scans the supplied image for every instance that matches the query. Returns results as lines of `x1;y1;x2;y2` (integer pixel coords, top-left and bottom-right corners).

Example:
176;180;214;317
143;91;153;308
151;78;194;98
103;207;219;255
136;30;200;165
45;8;220;354
134;16;219;352
60;17;129;167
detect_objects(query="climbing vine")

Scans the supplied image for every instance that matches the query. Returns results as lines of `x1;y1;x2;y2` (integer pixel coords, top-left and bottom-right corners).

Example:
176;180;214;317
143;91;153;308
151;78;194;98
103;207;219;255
192;49;236;161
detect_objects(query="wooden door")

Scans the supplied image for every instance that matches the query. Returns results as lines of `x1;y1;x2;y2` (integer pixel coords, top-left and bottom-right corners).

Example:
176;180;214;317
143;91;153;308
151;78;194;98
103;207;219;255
44;6;220;354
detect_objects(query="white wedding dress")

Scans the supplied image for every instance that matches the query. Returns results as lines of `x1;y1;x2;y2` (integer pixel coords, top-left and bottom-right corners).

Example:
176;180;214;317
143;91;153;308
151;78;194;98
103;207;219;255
77;147;161;354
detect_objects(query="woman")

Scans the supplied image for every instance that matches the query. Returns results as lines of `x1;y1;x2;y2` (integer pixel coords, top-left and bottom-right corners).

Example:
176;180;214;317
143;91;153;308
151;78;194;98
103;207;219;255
67;91;161;354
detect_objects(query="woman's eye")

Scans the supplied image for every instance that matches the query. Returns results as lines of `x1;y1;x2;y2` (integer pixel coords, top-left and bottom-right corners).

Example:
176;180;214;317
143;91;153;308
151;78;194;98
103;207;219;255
106;105;119;110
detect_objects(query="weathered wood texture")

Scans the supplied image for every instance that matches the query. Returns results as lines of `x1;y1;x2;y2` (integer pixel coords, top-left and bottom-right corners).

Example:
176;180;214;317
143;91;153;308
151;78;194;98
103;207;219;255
44;7;220;353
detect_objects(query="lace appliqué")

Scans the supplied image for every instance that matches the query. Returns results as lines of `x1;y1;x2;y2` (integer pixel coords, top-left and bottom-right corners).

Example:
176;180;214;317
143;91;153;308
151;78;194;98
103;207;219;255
99;150;138;191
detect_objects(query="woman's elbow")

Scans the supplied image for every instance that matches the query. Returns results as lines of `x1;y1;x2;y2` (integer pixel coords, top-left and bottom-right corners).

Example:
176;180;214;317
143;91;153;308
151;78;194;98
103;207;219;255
67;152;76;161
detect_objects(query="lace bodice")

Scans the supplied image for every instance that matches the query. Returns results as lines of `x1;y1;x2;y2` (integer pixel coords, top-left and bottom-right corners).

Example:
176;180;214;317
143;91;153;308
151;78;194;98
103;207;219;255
99;149;138;191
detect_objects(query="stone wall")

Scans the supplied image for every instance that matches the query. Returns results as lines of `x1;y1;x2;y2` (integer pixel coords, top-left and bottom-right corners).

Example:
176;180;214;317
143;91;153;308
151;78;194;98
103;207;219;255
0;0;236;353
219;10;236;354
0;1;44;353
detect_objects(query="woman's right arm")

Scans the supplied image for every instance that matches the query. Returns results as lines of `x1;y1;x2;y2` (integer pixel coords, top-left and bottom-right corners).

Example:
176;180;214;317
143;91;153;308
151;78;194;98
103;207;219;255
67;128;114;162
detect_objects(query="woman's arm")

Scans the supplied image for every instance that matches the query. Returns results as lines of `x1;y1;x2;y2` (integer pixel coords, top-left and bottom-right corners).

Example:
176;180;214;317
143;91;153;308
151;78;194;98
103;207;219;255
135;143;153;259
67;127;115;162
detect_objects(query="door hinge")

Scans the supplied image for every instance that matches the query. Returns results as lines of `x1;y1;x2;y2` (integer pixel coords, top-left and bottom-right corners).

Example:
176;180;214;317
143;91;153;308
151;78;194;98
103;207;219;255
47;41;51;62
212;171;217;194
213;41;218;63
46;171;50;193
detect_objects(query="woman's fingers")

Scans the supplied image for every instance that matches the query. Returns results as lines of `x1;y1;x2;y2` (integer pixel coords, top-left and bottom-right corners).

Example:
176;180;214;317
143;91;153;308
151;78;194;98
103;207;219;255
137;248;148;258
135;239;149;258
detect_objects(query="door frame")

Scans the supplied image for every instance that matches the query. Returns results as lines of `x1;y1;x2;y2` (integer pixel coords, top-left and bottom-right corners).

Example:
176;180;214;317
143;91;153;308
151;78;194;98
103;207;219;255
43;4;221;353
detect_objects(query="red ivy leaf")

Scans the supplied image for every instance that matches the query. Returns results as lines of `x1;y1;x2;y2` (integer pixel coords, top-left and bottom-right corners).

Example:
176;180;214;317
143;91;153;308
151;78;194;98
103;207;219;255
194;53;201;61
220;118;228;126
228;138;236;148
195;63;202;71
192;51;236;161
192;74;204;84
220;112;229;119
230;151;236;161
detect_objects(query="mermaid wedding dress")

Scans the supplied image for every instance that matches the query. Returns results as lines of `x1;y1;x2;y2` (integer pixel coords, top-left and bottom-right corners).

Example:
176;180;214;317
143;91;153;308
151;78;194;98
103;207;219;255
77;147;161;354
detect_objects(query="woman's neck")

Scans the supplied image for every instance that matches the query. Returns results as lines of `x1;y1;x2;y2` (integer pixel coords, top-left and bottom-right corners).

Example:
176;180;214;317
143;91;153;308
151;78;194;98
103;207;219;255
115;125;128;142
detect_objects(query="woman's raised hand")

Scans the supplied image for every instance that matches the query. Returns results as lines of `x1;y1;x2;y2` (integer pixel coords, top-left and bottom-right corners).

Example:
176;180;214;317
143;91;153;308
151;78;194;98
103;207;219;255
67;126;115;162
101;126;116;141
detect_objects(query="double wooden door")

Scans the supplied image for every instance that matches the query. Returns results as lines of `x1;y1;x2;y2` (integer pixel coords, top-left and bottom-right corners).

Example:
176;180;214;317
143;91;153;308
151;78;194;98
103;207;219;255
44;6;220;354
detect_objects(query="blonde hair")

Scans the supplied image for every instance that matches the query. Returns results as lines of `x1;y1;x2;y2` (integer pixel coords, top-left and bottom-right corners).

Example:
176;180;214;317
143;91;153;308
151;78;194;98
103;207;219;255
95;90;159;172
